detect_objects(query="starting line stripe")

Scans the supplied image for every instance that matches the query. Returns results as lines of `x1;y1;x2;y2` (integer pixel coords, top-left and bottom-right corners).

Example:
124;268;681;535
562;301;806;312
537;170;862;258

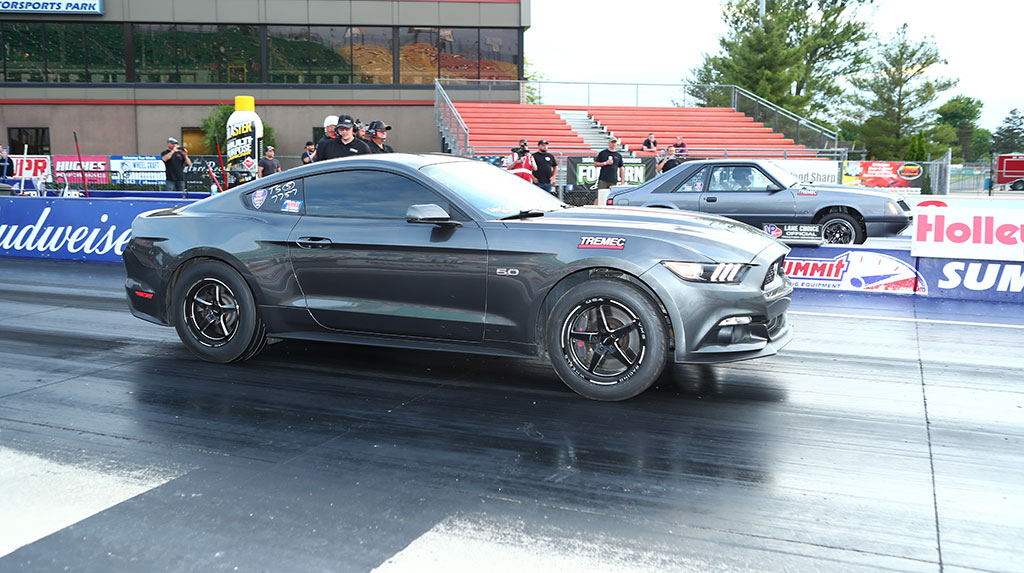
790;310;1024;330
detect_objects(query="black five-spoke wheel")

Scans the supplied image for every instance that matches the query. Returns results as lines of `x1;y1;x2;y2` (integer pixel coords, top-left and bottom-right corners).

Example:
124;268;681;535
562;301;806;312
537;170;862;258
820;212;865;244
546;279;668;401
172;260;267;363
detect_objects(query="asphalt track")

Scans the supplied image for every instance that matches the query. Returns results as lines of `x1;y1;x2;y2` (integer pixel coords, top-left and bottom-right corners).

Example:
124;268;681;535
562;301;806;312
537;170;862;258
0;258;1021;572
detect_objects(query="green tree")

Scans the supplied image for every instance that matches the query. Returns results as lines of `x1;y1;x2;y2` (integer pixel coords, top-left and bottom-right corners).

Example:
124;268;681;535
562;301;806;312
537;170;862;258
904;132;927;161
691;0;874;117
991;109;1024;155
936;95;983;161
200;103;277;155
523;57;547;105
849;24;956;160
971;128;992;162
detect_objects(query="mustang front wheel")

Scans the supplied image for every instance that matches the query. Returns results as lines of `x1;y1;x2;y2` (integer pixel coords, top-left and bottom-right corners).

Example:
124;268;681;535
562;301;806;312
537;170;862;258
546;280;668;401
171;260;266;363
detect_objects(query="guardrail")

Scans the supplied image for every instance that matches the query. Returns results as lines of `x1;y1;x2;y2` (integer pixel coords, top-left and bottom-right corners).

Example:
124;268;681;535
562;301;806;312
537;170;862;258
434;79;472;156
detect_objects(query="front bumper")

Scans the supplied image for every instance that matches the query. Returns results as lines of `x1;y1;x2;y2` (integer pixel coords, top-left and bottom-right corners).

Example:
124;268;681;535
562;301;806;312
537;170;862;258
640;247;793;364
865;215;912;238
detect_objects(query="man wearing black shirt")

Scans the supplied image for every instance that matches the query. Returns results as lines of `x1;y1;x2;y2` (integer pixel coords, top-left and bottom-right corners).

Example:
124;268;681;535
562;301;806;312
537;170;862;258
366;120;395;153
160;137;191;192
317;115;371;160
312;115;338;162
595;140;624;187
658;146;680;173
641;133;658;153
531;139;558;193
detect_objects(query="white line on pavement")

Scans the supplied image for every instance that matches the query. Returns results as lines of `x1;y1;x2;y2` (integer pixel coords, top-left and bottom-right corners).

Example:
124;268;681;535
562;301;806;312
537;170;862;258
790;311;1024;329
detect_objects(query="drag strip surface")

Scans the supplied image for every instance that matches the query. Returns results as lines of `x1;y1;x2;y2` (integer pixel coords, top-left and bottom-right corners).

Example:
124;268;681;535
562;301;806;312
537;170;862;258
0;259;1021;572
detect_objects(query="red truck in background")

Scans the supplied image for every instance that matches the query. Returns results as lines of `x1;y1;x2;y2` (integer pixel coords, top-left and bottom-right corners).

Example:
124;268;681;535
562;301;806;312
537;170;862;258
995;154;1024;190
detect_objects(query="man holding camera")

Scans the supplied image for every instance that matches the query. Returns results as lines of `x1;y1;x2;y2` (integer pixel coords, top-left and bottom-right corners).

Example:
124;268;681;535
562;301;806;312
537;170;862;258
161;137;191;193
503;138;537;182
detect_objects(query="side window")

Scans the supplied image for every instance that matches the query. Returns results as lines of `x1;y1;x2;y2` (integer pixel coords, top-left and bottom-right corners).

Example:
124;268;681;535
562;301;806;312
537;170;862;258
672;167;706;193
246;178;304;214
303;170;454;219
708;166;774;192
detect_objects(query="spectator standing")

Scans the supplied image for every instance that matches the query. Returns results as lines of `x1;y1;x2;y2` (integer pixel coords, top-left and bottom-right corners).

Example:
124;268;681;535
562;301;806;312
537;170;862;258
354;120;370;142
658;146;680;173
595;139;624;194
0;145;15;179
641;133;658;153
504;138;536;182
301;141;316;164
312;115;339;162
160;137;191;193
258;146;281;177
531;139;558;192
317;115;371;160
366;120;395;153
674;136;688;159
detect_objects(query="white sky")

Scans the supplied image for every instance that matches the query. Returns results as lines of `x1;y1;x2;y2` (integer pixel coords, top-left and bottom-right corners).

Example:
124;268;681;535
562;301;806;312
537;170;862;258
525;0;1021;131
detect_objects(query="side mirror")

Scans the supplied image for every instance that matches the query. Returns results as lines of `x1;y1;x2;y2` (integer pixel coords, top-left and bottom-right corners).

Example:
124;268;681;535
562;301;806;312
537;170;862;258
406;203;461;227
766;183;783;192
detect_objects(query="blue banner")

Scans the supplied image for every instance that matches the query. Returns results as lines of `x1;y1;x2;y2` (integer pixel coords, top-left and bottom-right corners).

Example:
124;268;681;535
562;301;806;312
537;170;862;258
0;196;194;263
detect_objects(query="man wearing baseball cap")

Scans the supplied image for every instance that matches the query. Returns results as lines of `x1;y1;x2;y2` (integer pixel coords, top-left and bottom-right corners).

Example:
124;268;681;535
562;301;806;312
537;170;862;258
160;136;191;192
316;114;371;160
532;139;558;193
258;145;281;177
366;120;394;153
311;115;339;162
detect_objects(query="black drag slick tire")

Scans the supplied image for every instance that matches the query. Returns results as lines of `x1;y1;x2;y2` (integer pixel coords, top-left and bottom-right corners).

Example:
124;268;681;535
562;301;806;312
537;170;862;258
545;279;668;401
171;260;266;363
1012;180;1024;191
820;212;865;244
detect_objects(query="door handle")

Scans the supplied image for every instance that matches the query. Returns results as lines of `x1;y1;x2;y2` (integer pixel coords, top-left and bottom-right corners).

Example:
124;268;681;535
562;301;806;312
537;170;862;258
704;196;718;203
296;236;332;249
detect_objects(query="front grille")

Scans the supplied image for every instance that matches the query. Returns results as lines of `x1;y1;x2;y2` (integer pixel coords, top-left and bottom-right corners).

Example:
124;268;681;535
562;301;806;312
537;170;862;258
761;255;786;289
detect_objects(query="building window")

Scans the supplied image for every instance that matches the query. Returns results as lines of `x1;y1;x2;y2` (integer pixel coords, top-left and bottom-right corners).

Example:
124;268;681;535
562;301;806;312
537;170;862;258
350;27;393;84
133;24;177;82
85;23;127;82
45;23;87;83
3;22;47;82
439;28;479;81
178;25;220;83
399;27;438;84
268;25;312;84
480;29;518;81
7;127;51;155
221;25;260;83
307;26;351;84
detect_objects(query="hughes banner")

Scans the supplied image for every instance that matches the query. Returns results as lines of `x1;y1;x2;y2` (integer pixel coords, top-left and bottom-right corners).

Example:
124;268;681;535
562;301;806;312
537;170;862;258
0;197;192;263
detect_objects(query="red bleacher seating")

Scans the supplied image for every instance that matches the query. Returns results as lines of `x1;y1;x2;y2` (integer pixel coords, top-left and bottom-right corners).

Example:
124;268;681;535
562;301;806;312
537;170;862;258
451;103;811;158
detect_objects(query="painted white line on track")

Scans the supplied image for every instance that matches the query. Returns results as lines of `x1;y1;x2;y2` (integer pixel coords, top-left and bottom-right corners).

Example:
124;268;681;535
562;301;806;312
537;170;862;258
0;446;179;558
790;310;1024;330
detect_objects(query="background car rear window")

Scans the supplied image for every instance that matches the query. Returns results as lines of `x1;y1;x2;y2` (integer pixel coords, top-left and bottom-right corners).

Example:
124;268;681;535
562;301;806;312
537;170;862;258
302;170;452;218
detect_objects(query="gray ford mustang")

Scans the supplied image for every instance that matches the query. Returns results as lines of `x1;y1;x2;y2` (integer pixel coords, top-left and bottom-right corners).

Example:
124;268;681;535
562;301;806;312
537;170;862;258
124;154;792;401
607;159;913;244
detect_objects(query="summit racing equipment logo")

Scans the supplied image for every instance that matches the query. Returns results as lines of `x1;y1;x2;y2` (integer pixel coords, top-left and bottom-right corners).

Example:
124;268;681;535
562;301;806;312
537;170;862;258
937;262;1024;293
578;236;627;250
785;250;927;294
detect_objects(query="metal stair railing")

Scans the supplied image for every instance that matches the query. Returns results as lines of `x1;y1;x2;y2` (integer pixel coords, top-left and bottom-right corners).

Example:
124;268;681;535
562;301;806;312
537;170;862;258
434;80;471;156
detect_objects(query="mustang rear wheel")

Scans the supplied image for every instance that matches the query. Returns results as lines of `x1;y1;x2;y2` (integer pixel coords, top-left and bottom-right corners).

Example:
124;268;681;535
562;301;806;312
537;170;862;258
820;212;865;244
172;260;266;363
546;280;668;401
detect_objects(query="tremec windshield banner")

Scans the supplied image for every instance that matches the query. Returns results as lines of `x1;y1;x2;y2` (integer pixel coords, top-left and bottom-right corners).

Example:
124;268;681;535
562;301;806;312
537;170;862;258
0;197;192;263
566;156;656;192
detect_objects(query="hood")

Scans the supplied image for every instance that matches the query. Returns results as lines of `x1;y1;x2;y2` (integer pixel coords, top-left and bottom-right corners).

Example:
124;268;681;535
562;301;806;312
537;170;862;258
804;183;904;201
514;206;786;263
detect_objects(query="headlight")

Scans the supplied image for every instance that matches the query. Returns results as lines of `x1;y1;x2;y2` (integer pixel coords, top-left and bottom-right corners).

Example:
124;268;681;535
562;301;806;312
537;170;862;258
663;261;750;283
886;201;899;215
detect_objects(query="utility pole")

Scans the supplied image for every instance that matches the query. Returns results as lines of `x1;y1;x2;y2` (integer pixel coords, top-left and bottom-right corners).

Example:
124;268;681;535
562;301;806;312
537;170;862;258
759;0;766;26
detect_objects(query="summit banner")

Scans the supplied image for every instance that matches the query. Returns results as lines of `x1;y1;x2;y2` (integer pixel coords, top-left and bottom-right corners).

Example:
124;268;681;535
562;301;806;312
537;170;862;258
0;1;103;14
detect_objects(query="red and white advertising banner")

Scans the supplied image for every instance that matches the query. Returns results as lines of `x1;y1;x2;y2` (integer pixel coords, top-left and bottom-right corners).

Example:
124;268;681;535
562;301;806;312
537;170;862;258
912;207;1024;262
843;161;923;188
52;155;110;185
10;155;53;183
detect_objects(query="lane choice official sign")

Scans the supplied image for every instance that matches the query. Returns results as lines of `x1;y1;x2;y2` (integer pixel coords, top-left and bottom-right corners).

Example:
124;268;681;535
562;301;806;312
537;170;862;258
0;1;103;14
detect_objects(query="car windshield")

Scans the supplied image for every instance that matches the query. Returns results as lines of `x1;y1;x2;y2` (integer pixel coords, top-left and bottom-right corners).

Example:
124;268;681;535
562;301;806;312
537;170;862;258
761;162;802;188
422;160;567;218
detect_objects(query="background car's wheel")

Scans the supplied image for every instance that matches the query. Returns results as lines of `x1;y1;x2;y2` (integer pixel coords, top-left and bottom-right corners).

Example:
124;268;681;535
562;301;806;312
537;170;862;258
171;260;266;363
545;279;668;401
820;212;865;244
1012;180;1024;191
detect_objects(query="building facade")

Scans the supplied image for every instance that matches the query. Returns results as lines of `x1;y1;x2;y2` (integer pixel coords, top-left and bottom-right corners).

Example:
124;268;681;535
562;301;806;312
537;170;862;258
0;0;528;159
